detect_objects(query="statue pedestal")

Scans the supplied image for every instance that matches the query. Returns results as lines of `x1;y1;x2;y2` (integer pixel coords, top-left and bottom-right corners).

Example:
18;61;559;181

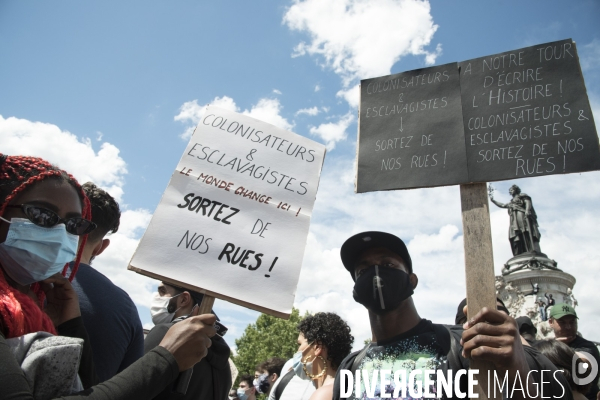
496;261;576;340
502;252;559;275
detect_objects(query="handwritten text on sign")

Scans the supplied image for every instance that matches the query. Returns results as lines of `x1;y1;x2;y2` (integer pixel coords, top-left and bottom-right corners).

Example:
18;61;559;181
460;39;600;182
357;63;468;193
356;39;600;192
129;107;326;317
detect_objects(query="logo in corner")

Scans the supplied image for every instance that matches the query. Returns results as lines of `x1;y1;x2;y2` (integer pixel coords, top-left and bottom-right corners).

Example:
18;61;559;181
572;351;598;386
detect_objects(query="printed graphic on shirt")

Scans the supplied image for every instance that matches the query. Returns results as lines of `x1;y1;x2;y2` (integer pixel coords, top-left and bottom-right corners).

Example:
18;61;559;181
356;336;446;399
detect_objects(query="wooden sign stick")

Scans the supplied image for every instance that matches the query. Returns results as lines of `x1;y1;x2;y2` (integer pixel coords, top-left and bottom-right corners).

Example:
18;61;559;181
198;295;215;314
460;183;500;400
176;294;216;394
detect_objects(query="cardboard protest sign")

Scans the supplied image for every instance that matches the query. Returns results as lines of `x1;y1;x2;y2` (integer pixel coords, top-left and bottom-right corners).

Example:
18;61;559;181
356;39;600;192
356;63;468;193
460;38;600;182
129;107;326;318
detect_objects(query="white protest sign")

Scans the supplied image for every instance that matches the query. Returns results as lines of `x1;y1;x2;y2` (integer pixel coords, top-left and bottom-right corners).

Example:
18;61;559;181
129;106;326;318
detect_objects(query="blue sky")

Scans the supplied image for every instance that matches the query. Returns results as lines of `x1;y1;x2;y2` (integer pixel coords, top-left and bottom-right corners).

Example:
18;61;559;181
2;0;600;350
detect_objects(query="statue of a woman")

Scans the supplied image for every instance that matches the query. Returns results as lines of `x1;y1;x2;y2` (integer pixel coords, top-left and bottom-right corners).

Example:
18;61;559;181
490;185;542;256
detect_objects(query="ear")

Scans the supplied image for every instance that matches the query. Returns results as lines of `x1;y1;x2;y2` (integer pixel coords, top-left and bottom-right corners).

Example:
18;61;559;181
409;273;418;290
270;373;278;383
313;341;324;356
180;291;193;307
93;238;111;257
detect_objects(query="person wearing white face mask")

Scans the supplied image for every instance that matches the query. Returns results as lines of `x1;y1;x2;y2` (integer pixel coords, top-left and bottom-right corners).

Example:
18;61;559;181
144;281;232;400
268;313;353;400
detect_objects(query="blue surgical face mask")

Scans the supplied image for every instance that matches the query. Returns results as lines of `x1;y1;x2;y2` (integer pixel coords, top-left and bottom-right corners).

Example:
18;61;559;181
291;341;314;380
236;388;249;400
0;217;78;285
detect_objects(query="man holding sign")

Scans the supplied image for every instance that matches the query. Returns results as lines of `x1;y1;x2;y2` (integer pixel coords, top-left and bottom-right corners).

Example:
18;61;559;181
332;231;571;400
144;282;231;400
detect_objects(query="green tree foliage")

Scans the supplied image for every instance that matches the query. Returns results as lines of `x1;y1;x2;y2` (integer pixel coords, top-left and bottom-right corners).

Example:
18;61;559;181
233;308;304;377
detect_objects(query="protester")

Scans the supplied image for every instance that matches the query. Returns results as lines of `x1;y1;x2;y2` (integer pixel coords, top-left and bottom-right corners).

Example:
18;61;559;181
255;357;286;396
237;374;257;400
68;182;144;381
534;340;593;400
516;316;538;345
294;312;353;400
268;358;315;400
332;231;572;400
545;292;556;314
144;281;232;399
548;303;600;400
0;154;217;399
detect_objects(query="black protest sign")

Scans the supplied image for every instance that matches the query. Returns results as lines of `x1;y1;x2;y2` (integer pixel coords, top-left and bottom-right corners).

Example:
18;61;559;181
460;39;600;182
356;63;468;193
356;39;600;192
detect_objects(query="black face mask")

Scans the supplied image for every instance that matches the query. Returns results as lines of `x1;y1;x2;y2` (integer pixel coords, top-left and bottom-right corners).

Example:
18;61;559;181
352;265;414;315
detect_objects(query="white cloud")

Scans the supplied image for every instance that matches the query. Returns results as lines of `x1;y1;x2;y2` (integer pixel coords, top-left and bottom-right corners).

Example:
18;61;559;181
175;96;294;140
96;131;103;141
242;98;294;131
309;112;355;150
283;0;441;89
314;84;321;92
296;106;320;116
174;96;239;140
0;115;127;203
273;89;282;95
336;84;360;109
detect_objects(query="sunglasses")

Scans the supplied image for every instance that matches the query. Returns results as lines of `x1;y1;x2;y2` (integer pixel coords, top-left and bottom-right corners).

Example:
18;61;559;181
4;204;97;236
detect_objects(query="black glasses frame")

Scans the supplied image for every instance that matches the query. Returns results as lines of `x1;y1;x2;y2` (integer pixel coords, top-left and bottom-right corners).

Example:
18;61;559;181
5;204;97;236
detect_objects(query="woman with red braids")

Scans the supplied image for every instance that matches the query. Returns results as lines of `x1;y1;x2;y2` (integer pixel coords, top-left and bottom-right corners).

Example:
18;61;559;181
0;154;217;399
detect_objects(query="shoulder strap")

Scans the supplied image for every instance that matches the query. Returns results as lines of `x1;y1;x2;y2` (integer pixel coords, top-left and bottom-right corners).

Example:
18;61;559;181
274;369;295;400
351;344;371;372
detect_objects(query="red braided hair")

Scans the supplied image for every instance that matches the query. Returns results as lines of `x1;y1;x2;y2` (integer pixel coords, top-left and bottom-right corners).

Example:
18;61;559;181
0;154;91;338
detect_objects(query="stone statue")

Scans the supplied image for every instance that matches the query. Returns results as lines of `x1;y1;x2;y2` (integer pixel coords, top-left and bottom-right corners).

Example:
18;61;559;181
489;184;542;256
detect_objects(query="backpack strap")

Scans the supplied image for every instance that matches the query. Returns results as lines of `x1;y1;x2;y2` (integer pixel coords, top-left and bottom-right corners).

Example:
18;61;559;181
351;343;372;372
274;369;295;400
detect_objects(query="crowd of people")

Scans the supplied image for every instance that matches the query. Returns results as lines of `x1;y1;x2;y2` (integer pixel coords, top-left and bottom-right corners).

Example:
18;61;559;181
0;152;599;400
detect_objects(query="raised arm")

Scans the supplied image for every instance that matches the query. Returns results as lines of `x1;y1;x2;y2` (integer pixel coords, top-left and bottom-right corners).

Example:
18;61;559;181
490;197;507;208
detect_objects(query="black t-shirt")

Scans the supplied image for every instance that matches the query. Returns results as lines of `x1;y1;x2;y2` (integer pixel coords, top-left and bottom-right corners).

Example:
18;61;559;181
333;319;573;400
333;320;467;399
569;335;600;400
355;320;450;398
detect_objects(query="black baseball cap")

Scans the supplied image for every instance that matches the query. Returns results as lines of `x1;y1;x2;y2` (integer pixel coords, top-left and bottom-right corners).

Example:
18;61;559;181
340;231;412;279
516;316;538;334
